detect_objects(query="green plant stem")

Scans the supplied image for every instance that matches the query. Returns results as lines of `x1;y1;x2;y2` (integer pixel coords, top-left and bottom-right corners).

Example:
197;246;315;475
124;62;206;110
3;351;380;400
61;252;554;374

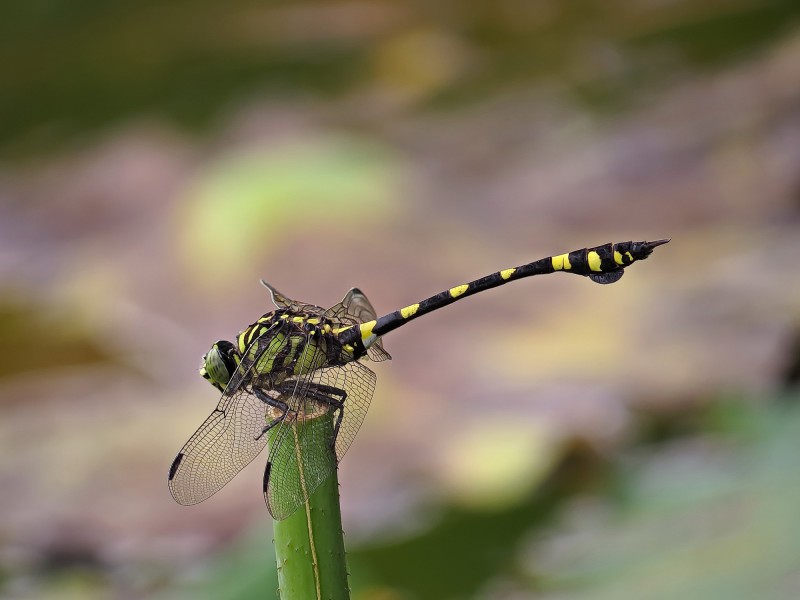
273;413;350;600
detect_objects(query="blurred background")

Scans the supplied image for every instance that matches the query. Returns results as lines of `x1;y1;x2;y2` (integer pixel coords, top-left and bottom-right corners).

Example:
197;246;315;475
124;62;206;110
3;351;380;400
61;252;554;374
2;1;800;598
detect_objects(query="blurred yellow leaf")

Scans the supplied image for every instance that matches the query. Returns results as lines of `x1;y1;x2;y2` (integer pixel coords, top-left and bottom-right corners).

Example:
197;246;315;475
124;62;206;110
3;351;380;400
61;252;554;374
438;416;561;511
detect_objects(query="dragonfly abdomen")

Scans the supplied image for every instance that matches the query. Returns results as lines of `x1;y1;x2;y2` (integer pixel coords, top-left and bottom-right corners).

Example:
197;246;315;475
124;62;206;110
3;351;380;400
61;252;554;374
347;239;670;348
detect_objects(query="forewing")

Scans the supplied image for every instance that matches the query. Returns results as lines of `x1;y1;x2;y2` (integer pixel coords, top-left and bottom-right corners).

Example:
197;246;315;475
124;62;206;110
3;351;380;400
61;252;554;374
260;279;326;314
168;388;269;505
168;330;287;505
264;359;377;520
327;287;391;362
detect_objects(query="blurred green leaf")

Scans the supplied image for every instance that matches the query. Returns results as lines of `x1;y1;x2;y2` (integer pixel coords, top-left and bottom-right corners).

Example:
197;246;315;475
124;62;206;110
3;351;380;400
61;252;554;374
178;135;396;286
159;529;279;600
3;0;800;155
532;396;800;599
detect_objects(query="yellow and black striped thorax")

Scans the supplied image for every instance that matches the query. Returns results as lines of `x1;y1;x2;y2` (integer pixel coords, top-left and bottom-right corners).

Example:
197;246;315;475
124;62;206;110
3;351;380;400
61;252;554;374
235;309;356;383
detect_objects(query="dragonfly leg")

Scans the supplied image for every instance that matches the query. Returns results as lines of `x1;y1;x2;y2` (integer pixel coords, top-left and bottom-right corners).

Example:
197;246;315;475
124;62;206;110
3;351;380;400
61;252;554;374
300;383;347;453
253;387;289;441
266;380;348;453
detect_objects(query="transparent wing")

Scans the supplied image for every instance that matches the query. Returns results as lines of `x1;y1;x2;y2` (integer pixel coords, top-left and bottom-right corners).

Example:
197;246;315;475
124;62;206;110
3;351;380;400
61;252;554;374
263;280;390;361
260;279;326;314
264;358;376;520
168;327;289;505
327;287;377;323
327;287;391;362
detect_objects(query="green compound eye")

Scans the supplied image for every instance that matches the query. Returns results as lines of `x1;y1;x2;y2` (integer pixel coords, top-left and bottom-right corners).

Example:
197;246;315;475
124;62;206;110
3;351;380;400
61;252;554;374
199;340;237;392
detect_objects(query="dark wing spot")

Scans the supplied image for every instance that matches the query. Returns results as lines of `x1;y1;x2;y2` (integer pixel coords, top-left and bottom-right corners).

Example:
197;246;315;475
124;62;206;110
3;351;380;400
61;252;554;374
263;461;272;494
168;453;184;480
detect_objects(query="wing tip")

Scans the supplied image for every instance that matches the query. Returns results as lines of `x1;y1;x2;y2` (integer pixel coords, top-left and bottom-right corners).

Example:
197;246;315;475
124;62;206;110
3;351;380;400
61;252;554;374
260;279;287;308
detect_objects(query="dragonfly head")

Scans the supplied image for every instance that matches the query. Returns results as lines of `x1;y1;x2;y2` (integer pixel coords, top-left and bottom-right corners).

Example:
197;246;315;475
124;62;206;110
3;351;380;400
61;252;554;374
200;340;238;392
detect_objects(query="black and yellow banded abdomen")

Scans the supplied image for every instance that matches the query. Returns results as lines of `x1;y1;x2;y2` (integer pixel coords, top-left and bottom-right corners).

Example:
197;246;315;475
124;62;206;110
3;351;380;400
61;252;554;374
548;239;669;284
342;239;669;347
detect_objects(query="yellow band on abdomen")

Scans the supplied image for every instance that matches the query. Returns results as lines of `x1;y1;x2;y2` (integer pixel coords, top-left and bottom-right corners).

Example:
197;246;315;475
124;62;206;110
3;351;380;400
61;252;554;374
588;251;602;271
449;284;468;298
552;253;571;271
400;304;419;318
360;320;376;342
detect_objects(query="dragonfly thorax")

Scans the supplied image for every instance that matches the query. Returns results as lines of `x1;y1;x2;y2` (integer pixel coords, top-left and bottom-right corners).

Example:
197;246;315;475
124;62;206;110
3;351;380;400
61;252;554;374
233;310;359;386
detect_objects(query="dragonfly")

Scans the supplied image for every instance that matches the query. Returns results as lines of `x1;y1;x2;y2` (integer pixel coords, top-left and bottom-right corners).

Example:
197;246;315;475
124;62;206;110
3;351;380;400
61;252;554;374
168;239;669;520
